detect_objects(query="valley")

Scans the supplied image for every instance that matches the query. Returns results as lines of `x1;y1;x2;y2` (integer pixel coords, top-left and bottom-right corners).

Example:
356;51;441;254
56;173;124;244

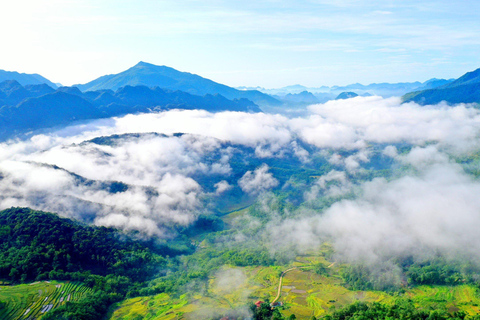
1;43;480;320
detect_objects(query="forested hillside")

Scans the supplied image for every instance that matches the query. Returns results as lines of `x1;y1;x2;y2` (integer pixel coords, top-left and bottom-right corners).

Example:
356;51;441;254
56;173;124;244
0;207;164;283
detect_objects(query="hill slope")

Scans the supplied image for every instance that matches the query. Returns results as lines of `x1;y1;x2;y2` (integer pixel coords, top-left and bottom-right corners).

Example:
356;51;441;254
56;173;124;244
75;62;280;106
444;68;480;88
403;68;480;105
0;207;162;283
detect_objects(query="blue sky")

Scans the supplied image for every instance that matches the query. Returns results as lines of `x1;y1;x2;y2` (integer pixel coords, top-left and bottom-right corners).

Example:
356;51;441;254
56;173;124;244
1;0;479;87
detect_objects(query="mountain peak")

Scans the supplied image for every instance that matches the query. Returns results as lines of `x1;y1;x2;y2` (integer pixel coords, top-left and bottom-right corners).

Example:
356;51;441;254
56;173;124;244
134;61;156;68
75;62;280;106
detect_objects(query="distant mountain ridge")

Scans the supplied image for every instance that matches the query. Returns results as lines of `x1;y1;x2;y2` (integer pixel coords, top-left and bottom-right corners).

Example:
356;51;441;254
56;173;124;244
0;81;260;141
278;91;320;105
0;69;57;88
239;78;454;98
76;62;280;106
403;68;480;105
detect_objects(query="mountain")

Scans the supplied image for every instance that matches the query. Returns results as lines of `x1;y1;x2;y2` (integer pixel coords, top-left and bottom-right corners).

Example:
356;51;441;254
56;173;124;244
245;79;451;99
330;82;425;97
403;68;480;105
76;62;280;106
0;81;260;140
416;78;455;90
241;84;331;96
0;69;57;88
336;91;359;100
278;91;320;105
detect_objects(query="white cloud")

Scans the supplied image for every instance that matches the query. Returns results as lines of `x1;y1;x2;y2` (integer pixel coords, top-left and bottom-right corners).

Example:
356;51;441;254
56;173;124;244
304;96;480;150
304;170;352;201
399;145;450;169
238;164;279;195
2;98;480;237
8;98;480;157
271;153;480;264
215;180;232;194
382;145;398;158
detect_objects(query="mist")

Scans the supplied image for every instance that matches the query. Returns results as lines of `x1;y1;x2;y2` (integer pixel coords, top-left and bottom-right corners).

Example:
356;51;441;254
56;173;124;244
1;96;480;251
273;152;480;258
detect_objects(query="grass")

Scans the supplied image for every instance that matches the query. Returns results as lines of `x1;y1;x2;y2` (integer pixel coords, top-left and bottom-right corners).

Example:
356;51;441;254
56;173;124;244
0;280;92;320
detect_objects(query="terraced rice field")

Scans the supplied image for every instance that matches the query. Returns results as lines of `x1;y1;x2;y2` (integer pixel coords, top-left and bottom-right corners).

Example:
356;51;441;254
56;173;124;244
0;281;92;320
108;293;191;320
108;253;480;320
109;255;383;320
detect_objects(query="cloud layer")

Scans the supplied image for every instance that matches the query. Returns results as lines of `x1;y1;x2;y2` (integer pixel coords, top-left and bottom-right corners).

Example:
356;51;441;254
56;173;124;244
270;146;480;266
1;96;480;241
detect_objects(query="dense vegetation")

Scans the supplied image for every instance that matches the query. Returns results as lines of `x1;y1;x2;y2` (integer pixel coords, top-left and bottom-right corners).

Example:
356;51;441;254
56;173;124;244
0;207;175;319
342;256;480;292
0;207;164;283
42;291;118;320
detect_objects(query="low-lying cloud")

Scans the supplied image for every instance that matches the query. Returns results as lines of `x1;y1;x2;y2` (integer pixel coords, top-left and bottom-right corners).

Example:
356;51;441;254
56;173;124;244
1;96;480;238
238;164;279;195
271;146;480;265
6;96;477;155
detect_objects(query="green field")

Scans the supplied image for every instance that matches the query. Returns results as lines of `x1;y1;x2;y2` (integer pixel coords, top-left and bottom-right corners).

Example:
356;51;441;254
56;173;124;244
0;281;92;320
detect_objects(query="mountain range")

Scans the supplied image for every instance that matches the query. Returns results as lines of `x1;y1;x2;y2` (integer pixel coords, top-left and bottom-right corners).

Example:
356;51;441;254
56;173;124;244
0;80;260;140
241;78;456;100
1;62;479;141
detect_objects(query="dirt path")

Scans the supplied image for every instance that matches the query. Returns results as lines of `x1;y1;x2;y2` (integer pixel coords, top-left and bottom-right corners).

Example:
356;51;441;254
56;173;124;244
271;262;336;305
271;267;298;305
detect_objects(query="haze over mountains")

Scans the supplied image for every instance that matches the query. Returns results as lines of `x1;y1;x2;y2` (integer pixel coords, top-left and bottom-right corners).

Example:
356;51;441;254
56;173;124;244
1;62;479;142
239;78;455;100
